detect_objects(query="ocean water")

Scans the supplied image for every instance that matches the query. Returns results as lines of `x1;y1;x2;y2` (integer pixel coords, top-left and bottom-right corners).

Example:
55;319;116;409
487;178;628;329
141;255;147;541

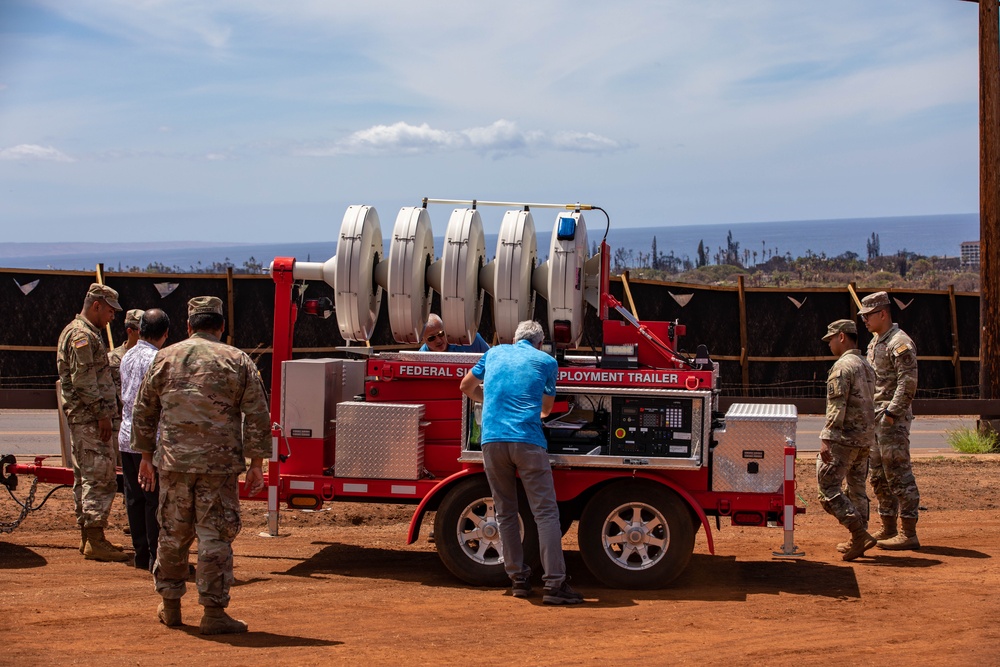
1;213;977;272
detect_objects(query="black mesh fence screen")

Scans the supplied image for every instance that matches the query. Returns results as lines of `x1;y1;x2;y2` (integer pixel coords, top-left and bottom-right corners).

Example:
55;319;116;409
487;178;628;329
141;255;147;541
0;268;982;399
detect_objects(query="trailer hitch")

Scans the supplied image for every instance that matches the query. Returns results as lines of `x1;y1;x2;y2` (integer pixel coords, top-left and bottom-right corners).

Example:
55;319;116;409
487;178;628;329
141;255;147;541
1;454;17;491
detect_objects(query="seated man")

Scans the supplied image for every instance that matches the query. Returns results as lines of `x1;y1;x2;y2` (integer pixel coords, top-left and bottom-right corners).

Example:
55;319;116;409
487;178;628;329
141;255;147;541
418;313;490;352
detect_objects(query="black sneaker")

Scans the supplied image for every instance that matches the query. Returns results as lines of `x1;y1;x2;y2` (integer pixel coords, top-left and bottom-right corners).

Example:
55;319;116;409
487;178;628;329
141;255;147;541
511;576;532;598
542;581;584;605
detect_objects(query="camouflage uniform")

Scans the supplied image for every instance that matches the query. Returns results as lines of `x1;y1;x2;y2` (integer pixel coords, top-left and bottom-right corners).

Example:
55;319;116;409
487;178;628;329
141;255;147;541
132;303;270;609
817;348;876;529
57;314;119;529
867;323;920;519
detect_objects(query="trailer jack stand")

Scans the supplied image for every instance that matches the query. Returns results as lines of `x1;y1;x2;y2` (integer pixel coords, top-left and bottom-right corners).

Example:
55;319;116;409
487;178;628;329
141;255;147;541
772;442;804;557
257;488;288;538
772;529;805;558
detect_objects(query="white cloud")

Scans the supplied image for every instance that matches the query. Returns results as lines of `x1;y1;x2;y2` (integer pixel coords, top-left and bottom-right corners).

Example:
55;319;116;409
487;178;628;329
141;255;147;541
298;120;623;158
0;144;75;162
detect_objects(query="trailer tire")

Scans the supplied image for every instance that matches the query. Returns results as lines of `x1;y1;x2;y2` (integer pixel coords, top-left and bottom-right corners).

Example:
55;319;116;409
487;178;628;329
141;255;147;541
434;477;539;587
578;481;695;589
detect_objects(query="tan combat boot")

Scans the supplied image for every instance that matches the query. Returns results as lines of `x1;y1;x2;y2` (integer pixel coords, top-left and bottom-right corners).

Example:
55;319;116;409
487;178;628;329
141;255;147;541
877;517;920;550
837;520;870;553
157;598;182;627
83;527;129;562
79;527;86;555
200;606;248;635
841;521;877;562
869;515;897;541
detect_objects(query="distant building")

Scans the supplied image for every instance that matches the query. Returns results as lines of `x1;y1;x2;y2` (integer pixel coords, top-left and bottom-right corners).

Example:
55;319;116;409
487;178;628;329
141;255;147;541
961;241;980;269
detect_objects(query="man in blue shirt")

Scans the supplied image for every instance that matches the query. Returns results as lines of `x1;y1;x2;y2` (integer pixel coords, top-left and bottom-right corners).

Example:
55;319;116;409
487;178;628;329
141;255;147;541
460;320;583;605
419;313;490;353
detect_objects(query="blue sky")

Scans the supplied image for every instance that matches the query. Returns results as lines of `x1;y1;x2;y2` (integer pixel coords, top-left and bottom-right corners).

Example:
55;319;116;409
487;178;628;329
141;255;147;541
0;1;981;243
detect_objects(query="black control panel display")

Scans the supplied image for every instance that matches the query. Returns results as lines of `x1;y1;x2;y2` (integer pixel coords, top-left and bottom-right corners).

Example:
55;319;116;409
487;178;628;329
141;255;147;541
610;396;694;457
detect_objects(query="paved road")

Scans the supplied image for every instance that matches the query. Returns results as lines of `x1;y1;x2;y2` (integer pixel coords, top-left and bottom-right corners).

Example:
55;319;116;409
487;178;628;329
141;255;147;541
795;414;975;455
0;409;977;460
0;410;63;459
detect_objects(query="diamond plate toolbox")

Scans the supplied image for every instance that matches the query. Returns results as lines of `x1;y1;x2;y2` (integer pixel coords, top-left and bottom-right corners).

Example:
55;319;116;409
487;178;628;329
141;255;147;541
712;403;797;493
335;402;425;480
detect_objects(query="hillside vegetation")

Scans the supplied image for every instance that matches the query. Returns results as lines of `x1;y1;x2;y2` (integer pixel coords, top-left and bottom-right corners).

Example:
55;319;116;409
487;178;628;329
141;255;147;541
614;231;979;291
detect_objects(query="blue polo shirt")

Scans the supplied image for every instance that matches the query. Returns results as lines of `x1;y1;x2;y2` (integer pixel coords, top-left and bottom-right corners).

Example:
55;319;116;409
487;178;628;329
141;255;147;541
471;340;558;449
419;332;491;353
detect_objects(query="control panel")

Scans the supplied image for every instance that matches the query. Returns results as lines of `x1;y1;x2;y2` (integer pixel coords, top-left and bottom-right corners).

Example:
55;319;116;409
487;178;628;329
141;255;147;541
610;396;694;457
460;386;711;470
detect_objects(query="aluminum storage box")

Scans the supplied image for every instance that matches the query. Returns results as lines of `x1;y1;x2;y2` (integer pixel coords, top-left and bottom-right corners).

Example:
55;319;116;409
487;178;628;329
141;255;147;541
280;359;343;439
335;402;425;480
712;403;797;493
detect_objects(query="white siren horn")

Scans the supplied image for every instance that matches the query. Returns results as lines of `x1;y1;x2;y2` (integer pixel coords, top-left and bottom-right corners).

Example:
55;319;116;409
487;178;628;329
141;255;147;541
533;210;588;348
334;205;384;342
439;207;486;345
491;209;537;344
386;206;435;343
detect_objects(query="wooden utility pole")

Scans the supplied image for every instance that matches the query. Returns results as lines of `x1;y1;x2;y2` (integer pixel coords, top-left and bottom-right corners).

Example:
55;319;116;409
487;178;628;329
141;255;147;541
978;0;1000;419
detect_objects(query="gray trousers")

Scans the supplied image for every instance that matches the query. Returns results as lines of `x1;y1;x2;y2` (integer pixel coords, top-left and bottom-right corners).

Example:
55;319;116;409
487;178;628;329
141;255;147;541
482;441;565;588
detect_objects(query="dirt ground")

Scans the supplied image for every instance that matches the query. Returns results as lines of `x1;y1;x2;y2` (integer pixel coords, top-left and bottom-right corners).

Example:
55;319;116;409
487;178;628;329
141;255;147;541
2;457;999;666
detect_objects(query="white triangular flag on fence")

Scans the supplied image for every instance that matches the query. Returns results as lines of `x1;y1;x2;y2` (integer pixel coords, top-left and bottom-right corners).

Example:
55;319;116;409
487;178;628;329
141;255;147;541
154;282;180;298
787;296;807;309
13;278;39;295
669;291;693;307
893;297;913;310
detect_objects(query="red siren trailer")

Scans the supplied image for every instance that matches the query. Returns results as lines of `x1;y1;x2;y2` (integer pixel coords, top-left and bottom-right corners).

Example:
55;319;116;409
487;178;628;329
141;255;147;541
263;198;804;588
2;198;804;588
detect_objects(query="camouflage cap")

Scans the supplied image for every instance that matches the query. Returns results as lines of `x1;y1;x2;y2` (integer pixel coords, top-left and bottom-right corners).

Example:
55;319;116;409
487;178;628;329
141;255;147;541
822;319;857;341
188;296;224;317
124;309;145;328
87;283;122;311
858;291;890;316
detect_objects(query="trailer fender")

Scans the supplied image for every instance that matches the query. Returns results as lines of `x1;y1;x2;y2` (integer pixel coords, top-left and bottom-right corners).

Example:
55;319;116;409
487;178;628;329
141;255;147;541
406;468;482;544
631;471;715;555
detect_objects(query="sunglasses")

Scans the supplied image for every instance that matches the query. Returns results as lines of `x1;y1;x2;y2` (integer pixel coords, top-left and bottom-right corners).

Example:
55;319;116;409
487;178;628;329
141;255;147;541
425;330;446;343
860;309;884;321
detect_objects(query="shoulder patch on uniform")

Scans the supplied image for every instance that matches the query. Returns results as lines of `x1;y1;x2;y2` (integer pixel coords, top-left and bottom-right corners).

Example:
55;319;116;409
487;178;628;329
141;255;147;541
73;338;89;349
893;343;910;355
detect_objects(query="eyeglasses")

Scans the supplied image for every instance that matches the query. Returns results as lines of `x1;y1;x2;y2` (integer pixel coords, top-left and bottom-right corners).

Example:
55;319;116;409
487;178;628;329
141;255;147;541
425;330;446;343
860;309;884;321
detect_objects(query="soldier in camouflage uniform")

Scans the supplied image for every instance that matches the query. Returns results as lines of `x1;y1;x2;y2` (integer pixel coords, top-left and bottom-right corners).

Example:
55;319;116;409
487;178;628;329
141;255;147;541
132;296;269;635
817;319;877;561
56;283;128;562
108;309;144;397
860;291;921;550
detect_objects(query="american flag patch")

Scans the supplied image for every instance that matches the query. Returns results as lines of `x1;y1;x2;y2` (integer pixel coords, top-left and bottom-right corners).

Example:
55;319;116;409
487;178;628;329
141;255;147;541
73;338;89;348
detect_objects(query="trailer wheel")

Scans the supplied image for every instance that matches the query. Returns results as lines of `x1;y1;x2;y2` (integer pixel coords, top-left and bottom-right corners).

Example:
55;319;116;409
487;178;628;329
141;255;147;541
434;477;538;587
578;481;695;589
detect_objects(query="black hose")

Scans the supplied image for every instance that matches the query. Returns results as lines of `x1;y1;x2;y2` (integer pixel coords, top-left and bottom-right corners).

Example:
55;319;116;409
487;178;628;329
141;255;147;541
5;483;70;511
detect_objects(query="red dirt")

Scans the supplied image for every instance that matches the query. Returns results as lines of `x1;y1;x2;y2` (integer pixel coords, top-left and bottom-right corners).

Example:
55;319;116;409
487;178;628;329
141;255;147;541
2;457;999;666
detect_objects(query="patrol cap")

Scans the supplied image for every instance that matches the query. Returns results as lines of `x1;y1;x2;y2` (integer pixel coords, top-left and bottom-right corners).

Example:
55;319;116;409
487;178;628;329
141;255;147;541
858;291;890;316
87;283;122;311
124;309;144;328
822;319;857;342
187;296;224;317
